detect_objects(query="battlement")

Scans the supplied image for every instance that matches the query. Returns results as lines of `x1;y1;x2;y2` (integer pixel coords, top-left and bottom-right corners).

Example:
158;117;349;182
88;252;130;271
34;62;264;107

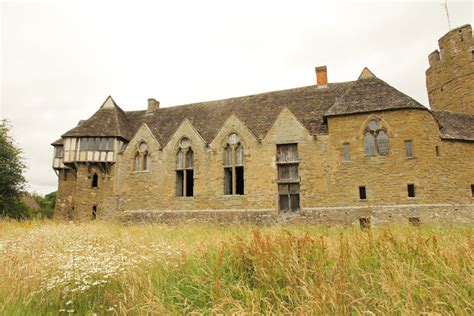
428;24;472;67
426;24;474;115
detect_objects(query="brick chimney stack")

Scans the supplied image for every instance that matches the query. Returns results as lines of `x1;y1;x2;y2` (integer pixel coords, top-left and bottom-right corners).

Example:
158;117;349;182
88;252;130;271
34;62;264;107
315;66;328;88
147;98;160;113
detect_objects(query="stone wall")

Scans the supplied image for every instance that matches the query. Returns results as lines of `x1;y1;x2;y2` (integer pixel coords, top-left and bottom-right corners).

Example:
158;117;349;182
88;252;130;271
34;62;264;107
426;24;474;114
109;107;473;221
54;164;116;220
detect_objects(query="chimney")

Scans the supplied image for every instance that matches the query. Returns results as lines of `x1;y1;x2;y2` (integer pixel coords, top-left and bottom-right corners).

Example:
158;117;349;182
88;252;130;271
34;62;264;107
147;98;160;113
315;66;328;88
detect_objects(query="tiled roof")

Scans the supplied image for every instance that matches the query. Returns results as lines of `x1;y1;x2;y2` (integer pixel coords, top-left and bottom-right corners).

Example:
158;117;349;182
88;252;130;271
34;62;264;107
55;74;473;145
325;77;426;116
432;111;474;141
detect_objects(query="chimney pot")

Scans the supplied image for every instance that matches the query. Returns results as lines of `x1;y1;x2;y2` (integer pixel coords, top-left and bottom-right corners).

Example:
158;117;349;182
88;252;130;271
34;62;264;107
315;66;328;88
147;98;160;113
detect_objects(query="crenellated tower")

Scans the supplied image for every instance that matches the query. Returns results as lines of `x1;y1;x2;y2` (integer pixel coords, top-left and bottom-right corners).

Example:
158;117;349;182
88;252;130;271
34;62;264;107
426;24;474;115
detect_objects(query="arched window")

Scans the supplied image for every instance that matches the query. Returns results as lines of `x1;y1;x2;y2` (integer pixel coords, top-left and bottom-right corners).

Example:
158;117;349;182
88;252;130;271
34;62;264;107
364;119;389;155
176;138;194;197
91;173;99;188
134;141;150;171
224;133;244;195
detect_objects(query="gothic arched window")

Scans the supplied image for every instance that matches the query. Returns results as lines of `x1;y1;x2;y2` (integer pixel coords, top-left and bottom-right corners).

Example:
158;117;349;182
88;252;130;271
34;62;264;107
176;138;194;197
224;133;244;195
364;119;389;155
134;141;150;171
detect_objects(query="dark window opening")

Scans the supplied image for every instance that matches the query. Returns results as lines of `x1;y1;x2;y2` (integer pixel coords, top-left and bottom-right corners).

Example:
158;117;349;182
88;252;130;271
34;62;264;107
176;170;184;197
62;170;68;181
471;184;474;197
236;166;244;195
435;146;440;157
224;167;232;195
278;183;300;212
92;205;97;220
359;186;367;200
186;170;194;197
407;184;416;198
92;173;98;188
223;138;245;195
359;217;371;230
409;217;420;226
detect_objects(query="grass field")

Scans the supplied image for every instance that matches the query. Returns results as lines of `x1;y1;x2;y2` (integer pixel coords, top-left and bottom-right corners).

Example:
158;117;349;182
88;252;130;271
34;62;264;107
0;220;472;315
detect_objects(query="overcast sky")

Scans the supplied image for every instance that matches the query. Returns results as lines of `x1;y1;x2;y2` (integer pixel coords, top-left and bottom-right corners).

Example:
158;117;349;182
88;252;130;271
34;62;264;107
1;0;472;194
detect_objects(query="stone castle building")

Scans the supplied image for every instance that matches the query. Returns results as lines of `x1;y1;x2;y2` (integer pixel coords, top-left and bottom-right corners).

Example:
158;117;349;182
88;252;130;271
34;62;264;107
52;25;474;224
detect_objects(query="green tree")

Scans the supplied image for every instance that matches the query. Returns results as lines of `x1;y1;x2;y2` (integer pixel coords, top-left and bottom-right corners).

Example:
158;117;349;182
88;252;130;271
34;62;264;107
0;120;28;219
32;192;56;219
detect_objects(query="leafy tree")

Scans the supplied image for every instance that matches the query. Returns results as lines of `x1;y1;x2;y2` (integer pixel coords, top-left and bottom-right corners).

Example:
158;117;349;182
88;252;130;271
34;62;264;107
32;192;56;219
0;120;27;219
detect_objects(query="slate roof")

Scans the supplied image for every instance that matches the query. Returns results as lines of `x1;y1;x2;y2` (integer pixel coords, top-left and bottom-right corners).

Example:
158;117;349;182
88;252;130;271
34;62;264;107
325;77;425;116
55;73;473;146
62;97;131;140
432;111;474;141
124;81;354;145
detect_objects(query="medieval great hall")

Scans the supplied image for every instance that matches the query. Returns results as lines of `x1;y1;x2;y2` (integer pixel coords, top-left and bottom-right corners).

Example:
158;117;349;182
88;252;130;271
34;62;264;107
52;25;474;224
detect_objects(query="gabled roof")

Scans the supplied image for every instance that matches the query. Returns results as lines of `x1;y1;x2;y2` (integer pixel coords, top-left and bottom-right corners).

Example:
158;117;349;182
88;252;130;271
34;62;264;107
122;82;354;146
57;70;473;146
432;111;474;142
51;138;63;146
62;96;131;140
325;76;426;117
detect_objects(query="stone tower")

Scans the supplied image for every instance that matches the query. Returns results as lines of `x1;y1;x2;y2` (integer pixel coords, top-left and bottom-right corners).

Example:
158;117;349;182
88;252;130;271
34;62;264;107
426;24;474;115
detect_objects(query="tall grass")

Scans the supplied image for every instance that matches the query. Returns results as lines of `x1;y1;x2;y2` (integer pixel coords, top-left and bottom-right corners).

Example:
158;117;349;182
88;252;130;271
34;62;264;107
0;220;472;314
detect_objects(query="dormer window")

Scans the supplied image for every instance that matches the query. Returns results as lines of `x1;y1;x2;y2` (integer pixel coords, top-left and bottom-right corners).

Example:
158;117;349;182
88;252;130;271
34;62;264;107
133;141;150;171
364;119;389;156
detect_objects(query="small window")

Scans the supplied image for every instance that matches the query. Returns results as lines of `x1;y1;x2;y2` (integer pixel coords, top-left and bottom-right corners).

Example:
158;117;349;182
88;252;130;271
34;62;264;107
134;154;141;171
91;173;98;188
407;184;416;198
471;184;474;197
343;143;350;161
143;153;150;171
435;146;440;157
359;186;367;200
405;140;413;158
92;205;97;220
55;146;64;158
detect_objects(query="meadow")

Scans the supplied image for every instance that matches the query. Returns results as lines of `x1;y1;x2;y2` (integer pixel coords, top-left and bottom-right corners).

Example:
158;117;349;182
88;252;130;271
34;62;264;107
0;220;472;315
